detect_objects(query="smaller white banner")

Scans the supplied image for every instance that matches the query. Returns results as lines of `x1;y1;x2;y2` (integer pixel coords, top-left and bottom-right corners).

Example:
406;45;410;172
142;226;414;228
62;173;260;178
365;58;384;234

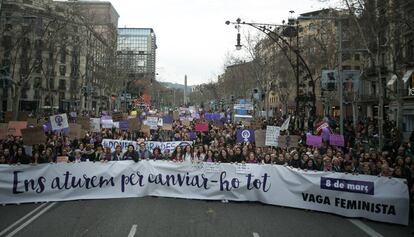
102;139;193;154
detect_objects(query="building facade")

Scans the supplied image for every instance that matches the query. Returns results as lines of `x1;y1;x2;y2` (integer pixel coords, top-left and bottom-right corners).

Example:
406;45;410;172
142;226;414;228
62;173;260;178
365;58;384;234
0;0;119;116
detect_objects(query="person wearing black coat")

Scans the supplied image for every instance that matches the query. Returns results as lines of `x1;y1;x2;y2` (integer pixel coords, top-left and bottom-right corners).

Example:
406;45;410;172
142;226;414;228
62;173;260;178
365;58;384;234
122;145;139;162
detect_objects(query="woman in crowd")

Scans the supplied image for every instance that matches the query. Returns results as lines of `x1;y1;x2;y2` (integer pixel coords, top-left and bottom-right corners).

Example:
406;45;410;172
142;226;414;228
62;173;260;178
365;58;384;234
204;149;214;162
303;158;318;170
183;145;193;163
246;152;257;164
151;147;163;160
219;149;230;163
82;144;96;162
289;151;301;168
101;147;112;162
123;144;139;162
171;146;183;162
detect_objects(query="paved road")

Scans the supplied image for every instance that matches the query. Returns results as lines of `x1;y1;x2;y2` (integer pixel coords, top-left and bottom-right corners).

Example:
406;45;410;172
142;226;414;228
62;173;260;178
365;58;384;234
0;197;412;237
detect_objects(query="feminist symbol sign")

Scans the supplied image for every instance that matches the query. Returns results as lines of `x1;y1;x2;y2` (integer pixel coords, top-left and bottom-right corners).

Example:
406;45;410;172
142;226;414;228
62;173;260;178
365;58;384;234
55;115;63;126
237;129;255;143
241;130;251;142
50;113;69;131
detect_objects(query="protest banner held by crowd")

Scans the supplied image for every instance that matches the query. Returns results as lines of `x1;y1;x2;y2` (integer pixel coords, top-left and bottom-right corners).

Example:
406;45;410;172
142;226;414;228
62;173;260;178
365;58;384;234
0;108;413;225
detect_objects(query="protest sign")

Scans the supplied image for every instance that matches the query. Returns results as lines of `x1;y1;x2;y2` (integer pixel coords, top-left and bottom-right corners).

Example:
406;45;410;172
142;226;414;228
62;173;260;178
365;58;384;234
4;112;29;122
50;114;69;131
90;118;101;132
21;126;46;145
265;126;280;147
162;115;174;124
236;129;255;143
111;112;124;122
69;124;84;139
195;123;209;132
101;116;113;129
306;135;322;148
8;121;27;136
27;118;38;127
329;134;345;147
0;123;8;139
173;111;179;120
146;117;159;129
162;124;173;131
77;117;90;130
56;156;69;163
157;117;163;127
141;125;151;135
255;130;266;147
118;120;129;130
128;118;141;131
278;135;300;148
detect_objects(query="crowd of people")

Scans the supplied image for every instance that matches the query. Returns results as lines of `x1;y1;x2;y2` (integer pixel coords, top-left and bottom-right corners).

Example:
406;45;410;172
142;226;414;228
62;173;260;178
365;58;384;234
1;111;414;205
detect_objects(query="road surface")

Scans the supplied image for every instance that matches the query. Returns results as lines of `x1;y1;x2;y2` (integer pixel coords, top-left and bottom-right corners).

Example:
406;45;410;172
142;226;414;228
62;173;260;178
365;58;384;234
0;197;412;237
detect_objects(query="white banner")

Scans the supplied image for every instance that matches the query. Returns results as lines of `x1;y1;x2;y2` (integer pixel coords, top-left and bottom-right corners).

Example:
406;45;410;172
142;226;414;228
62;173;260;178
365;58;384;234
265;126;280;146
50;114;69;131
0;162;408;225
101;139;193;154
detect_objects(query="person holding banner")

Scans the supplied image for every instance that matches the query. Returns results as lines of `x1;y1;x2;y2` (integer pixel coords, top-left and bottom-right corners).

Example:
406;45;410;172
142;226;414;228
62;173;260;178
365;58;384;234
137;143;151;160
151;147;163;160
171;146;183;162
183;145;193;163
112;145;124;161
123;145;139;162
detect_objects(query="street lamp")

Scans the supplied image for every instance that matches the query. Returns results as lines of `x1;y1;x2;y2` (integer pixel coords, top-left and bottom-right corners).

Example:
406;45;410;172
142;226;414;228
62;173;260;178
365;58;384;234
225;17;316;129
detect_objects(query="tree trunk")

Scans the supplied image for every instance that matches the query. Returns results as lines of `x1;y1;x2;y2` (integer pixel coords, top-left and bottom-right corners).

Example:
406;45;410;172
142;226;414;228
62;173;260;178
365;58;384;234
12;85;21;121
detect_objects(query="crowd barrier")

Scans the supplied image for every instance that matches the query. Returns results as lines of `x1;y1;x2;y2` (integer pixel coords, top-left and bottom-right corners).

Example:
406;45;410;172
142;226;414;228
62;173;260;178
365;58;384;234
0;161;409;225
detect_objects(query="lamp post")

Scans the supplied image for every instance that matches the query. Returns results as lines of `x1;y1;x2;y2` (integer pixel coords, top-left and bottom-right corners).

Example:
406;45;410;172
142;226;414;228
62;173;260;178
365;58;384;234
226;17;315;129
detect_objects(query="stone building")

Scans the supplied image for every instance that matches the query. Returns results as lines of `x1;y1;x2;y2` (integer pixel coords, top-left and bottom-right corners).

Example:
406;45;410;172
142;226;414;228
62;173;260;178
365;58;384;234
0;0;119;115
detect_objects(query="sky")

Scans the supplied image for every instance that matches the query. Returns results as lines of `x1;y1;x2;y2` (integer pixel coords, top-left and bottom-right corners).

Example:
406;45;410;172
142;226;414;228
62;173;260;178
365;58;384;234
108;0;334;86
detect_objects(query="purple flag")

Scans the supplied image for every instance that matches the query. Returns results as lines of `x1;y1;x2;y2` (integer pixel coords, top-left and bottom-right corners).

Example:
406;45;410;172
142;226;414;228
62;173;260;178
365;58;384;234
236;129;255;143
306;135;322;147
329;134;345;147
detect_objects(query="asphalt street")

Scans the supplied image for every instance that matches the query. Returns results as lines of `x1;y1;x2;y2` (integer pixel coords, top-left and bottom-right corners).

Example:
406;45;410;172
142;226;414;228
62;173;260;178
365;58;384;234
0;197;412;237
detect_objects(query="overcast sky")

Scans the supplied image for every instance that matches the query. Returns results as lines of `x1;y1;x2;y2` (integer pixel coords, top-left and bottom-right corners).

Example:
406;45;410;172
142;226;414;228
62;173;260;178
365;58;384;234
108;0;334;86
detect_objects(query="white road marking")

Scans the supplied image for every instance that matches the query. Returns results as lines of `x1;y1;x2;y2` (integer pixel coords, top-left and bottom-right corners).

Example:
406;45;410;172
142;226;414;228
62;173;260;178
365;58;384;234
128;224;138;237
349;219;384;237
252;232;260;237
5;202;56;237
0;203;48;236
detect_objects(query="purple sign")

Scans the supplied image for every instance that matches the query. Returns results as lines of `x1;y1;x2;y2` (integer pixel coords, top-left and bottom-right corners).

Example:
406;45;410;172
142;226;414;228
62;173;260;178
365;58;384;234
163;115;174;124
119;120;129;130
205;113;220;121
236;129;255;143
320;177;374;195
306;135;322;147
329;134;345;147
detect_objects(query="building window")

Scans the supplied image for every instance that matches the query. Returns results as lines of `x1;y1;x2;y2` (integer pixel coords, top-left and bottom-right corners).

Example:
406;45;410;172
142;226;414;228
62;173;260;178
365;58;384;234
60;48;66;64
34;77;42;88
49;78;54;90
59;79;66;90
59;65;66;76
59;92;65;100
